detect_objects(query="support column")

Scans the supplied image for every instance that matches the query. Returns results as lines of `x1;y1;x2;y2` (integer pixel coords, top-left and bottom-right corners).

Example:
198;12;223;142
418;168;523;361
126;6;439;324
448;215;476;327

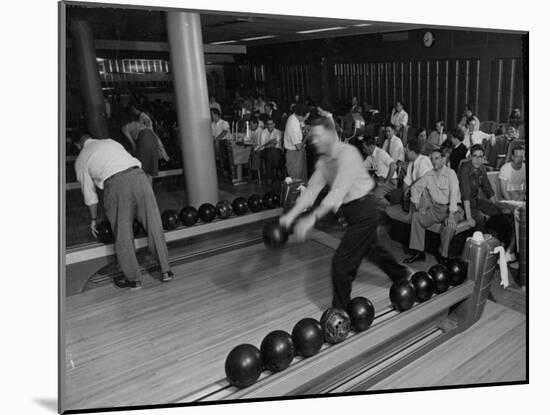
69;19;109;139
166;11;219;206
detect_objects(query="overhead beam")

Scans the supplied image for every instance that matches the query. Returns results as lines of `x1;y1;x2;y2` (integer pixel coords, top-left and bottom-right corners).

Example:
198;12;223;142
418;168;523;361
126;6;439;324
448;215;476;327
66;38;247;54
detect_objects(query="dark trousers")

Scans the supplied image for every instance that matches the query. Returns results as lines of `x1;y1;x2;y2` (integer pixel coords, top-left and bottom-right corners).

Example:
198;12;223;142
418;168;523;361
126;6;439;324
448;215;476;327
104;168;171;281
263;148;282;182
332;195;409;310
470;198;502;229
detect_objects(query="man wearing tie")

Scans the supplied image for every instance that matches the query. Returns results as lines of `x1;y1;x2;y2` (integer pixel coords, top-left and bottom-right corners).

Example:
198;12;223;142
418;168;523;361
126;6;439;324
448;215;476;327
464;117;494;149
362;137;398;207
382;124;405;163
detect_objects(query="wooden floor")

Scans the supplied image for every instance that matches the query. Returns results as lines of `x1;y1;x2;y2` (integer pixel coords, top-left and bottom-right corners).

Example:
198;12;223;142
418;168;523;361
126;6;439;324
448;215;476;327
63;225;527;412
369;300;526;390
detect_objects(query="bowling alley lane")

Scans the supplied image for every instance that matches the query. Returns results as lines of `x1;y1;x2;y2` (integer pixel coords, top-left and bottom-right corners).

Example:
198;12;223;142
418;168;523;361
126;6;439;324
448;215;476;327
64;230;397;410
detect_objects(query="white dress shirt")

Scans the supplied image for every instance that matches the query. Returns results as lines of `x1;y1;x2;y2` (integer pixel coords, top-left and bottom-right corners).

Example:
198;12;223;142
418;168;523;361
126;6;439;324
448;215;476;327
363;147;398;179
75;138;141;206
464;130;493;149
390;109;408;130
283;114;303;150
403;154;433;186
382;135;405;162
211;119;230;140
259;128;282;149
247;126;263;146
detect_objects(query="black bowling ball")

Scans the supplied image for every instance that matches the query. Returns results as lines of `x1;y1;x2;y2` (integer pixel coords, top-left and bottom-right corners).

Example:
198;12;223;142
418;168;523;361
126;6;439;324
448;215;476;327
262;221;289;249
224;344;263;388
96;220;114;244
262;192;279;209
161;209;179;231
410;271;435;302
260;330;295;372
198;203;217;223
346;297;375;332
180;206;199;226
216;200;232;219
232;197;249;216
447;257;468;285
428;264;450;294
247;194;263;213
291;318;324;358
389;279;416;312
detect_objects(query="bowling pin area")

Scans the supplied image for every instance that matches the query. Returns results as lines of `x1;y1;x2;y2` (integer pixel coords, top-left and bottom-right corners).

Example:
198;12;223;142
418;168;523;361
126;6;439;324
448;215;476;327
63;216;526;411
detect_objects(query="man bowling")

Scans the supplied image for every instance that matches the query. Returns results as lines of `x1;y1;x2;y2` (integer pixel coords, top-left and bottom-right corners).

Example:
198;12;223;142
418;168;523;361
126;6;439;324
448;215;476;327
279;117;409;310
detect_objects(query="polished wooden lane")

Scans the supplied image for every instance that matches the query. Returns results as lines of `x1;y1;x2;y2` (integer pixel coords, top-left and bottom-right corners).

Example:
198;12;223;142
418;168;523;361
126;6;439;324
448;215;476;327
64;231;397;410
368;300;526;390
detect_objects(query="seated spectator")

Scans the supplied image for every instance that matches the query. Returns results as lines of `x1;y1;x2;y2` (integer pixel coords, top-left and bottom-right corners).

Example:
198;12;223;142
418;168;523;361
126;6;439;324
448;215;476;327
403;139;433;194
448;128;468;172
390;100;409;136
458;144;501;230
426;120;447;152
498;146;526;201
247;118;263;146
403;148;462;264
464;116;494;149
508;107;523;129
342;106;366;142
252;110;265;128
258;118;283;184
414;127;428;155
382;124;405;163
209;95;221;113
261;101;281;129
362;137;398;207
458;104;480;131
210;108;230;164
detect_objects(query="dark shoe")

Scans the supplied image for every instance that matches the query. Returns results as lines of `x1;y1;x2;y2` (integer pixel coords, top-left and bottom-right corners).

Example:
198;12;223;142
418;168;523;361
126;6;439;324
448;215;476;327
161;271;174;282
403;251;426;264
114;275;142;290
435;253;448;264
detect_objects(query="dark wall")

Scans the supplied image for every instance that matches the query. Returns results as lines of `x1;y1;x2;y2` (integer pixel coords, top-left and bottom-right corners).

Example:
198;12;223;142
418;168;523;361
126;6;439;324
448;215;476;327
247;29;526;126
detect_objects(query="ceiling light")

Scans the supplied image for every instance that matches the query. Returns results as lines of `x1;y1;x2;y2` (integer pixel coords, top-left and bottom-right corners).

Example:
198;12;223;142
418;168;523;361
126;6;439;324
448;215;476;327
210;40;239;45
352;23;372;27
240;35;277;41
297;27;346;34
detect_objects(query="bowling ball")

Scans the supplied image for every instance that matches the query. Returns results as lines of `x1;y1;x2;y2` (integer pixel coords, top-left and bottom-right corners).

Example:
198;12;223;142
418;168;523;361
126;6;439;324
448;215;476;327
198;203;216;223
133;219;145;237
96;220;114;244
428;264;450;294
260;330;295;372
346;297;375;332
262;221;289;249
224;344;263;388
180;206;199;226
320;308;351;344
410;271;435;302
248;194;263;213
232;197;249;216
291;318;324;358
161;209;179;231
216;201;232;219
447;257;468;285
262;191;279;209
389;279;416;312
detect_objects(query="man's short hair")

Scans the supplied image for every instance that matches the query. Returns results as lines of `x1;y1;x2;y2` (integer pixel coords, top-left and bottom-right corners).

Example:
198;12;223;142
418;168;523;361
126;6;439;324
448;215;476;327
470;144;485;155
407;139;422;155
384;124;394;130
294;103;309;117
249;118;259;126
311;116;336;132
467;116;477;125
265;118;275;124
450;127;465;141
364;136;376;147
210;108;221;117
430;147;444;157
511;145;525;156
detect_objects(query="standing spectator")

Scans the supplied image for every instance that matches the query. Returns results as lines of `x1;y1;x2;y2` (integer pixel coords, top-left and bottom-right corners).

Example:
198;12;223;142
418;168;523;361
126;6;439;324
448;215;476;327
390;101;409;136
75;135;174;289
403;148;462;264
458;104;480;131
210;108;230;167
209;95;221;113
448;127;468;172
122;121;169;185
498;146;526;201
362;137;398;207
458;144;501;230
258;118;283;184
283;103;309;181
131;104;154;130
382;124;405;163
414;127;429;155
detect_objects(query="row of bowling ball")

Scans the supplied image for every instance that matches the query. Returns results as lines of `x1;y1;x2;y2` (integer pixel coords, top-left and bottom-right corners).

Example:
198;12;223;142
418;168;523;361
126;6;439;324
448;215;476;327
390;257;468;312
225;297;375;389
161;192;281;231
